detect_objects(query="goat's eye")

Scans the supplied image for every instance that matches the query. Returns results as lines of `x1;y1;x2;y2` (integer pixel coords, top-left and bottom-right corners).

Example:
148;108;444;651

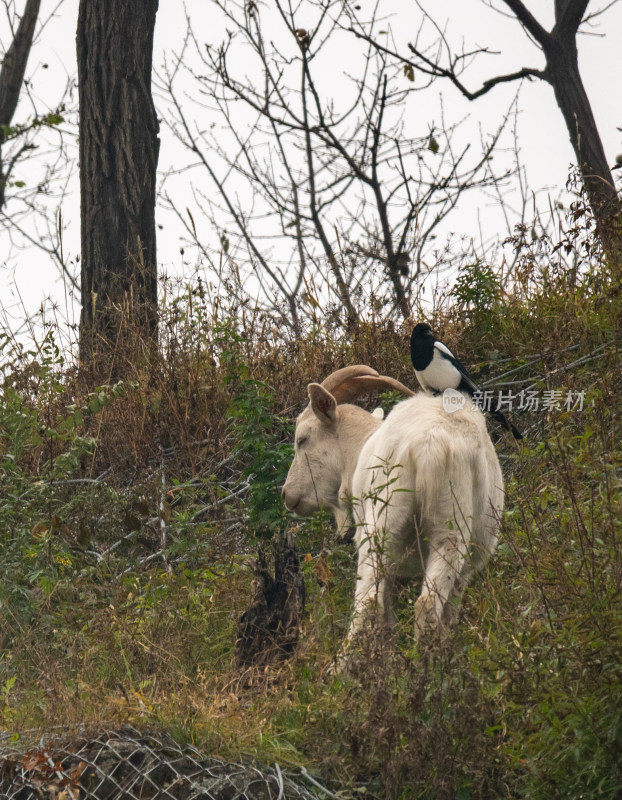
296;436;308;449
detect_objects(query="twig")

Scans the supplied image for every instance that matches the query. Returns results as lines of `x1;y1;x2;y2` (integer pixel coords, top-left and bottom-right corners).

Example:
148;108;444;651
480;355;544;386
482;342;611;388
274;762;284;800
192;477;252;520
159;444;171;575
298;766;342;799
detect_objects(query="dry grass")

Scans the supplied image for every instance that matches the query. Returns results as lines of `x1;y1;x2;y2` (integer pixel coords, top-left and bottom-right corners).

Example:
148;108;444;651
1;225;621;798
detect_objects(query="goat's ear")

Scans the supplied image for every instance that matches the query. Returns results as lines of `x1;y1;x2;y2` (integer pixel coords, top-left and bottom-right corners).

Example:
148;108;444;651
308;383;338;426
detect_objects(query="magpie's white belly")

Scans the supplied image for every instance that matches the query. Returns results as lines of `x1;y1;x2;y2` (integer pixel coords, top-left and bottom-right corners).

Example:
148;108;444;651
416;354;460;392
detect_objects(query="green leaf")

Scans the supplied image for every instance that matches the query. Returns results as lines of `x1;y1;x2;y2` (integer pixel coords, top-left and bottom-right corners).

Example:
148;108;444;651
43;113;64;126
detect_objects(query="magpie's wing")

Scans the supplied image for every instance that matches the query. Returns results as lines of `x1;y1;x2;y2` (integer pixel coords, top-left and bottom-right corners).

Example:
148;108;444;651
434;341;481;393
434;341;522;439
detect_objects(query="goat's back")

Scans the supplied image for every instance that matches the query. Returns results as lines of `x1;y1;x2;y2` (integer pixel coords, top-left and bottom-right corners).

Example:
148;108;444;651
352;393;503;561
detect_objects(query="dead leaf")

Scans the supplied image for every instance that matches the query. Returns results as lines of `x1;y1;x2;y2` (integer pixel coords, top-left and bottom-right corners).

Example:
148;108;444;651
31;522;48;538
314;554;332;586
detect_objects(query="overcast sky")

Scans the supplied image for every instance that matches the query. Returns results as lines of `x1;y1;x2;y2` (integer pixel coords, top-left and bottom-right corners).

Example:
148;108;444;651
1;0;620;336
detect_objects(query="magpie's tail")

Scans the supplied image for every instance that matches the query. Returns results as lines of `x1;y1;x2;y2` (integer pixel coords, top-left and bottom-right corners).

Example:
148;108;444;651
490;408;523;440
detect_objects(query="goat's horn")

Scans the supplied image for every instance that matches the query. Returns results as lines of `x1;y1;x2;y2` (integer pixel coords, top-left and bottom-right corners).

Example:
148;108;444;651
320;365;378;391
320;364;415;404
348;374;415;400
320;365;378;402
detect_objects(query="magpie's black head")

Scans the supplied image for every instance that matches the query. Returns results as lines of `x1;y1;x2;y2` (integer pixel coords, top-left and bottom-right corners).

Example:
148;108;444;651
411;322;433;339
410;322;435;370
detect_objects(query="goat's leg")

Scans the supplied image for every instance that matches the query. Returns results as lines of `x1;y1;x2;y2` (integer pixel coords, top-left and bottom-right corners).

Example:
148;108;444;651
440;573;468;627
439;541;481;627
335;477;413;668
440;515;498;626
415;520;471;637
345;527;392;641
332;504;356;542
413;467;475;637
350;485;417;632
330;531;390;672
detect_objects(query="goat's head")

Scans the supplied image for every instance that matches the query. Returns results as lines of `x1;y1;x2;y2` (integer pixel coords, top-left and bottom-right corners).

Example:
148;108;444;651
281;365;414;518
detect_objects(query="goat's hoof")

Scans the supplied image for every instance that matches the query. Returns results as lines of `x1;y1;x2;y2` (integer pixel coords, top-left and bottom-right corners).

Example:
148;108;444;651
327;633;365;676
414;594;440;638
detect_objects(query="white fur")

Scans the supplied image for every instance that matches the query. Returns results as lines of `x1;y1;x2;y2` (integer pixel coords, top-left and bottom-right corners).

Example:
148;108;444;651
282;388;504;653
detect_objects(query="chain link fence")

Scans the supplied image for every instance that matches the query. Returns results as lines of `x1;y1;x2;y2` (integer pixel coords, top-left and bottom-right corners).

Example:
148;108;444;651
0;725;331;800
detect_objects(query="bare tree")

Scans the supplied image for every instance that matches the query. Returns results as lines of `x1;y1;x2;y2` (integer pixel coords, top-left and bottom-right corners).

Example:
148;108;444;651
77;0;160;373
0;0;75;286
351;0;621;264
158;0;515;332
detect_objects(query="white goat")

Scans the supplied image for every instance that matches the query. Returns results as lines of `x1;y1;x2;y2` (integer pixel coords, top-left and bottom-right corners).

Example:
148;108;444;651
282;365;503;651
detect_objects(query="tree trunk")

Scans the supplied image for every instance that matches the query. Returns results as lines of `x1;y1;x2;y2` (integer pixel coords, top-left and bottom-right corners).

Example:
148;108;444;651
235;531;306;669
544;34;621;259
77;0;160;376
0;0;41;209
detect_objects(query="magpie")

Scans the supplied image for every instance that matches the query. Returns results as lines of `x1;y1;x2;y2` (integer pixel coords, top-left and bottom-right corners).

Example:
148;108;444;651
410;322;522;439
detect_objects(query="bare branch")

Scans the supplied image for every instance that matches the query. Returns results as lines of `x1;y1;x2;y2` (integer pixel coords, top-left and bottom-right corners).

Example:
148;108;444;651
406;38;546;99
351;26;546;102
554;0;591;38
500;0;551;46
157;0;518;328
300;56;357;323
582;0;621;25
